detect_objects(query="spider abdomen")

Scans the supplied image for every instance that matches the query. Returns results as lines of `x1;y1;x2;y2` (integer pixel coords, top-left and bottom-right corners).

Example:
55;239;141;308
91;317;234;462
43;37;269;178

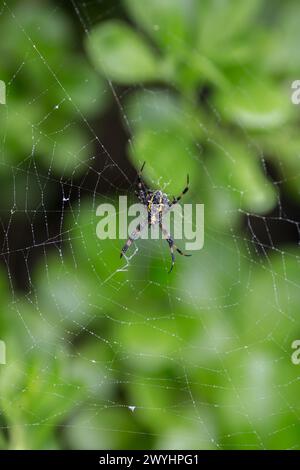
147;191;170;224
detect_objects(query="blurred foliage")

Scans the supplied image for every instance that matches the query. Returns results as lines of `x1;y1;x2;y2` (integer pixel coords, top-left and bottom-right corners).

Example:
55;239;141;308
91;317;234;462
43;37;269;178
0;0;107;179
86;0;300;216
1;0;300;451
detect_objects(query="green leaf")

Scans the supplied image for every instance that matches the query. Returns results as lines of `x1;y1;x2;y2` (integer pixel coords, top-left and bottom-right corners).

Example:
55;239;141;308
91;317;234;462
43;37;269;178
124;89;192;136
241;249;300;344
178;237;246;313
58;59;108;116
0;344;82;449
65;199;132;308
86;21;159;84
214;74;291;130
197;0;261;56
65;408;142;449
34;255;96;333
124;0;195;52
0;2;107;178
0;3;73;65
0;98;42;163
129;129;198;194
207;138;277;214
263;2;300;74
38;125;91;176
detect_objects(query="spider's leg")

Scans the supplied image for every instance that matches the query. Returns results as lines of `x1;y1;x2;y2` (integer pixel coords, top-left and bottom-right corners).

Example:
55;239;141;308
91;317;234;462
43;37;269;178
167;239;176;274
169;174;189;206
140;161;146;173
120;222;145;258
120;223;141;258
135;162;148;204
137;162;147;189
160;223;191;273
159;210;163;226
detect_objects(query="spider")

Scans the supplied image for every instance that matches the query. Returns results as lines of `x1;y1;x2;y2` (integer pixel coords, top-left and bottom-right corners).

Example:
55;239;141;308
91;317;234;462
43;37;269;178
120;162;191;272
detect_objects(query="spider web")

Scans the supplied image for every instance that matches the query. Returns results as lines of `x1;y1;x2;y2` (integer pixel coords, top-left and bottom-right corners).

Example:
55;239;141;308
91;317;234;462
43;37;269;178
0;0;300;450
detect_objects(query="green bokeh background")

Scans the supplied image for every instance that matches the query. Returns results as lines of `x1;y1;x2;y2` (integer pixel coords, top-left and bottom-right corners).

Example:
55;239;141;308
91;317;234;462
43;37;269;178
0;0;300;450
